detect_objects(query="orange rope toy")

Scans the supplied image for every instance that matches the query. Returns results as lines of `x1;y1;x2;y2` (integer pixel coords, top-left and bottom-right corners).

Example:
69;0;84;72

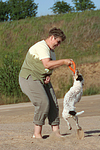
69;60;76;74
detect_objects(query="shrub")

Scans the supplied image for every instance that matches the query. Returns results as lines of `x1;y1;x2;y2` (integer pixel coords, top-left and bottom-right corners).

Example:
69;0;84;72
0;52;22;102
83;86;100;96
56;75;73;98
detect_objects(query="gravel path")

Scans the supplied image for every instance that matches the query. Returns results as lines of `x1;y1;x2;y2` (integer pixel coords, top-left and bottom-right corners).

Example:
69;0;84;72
0;95;100;150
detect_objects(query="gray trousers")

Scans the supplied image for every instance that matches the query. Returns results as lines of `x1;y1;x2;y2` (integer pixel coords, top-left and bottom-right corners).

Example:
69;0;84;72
19;75;60;126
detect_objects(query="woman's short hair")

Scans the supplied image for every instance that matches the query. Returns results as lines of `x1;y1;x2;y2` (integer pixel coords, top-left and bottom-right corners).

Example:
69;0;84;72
49;27;66;41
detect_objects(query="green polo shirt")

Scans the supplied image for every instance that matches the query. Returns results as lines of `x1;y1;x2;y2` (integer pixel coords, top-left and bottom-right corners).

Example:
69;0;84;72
19;40;56;83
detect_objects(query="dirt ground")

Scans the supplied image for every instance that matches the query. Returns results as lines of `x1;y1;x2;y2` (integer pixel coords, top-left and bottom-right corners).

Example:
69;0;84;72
51;61;100;92
0;95;100;150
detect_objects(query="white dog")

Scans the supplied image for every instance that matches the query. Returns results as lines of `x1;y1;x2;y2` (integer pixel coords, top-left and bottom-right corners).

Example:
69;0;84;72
62;70;84;130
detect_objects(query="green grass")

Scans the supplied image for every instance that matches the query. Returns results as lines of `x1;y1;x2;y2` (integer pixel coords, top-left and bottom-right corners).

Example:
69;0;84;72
83;86;100;96
56;76;73;98
0;10;100;66
0;10;100;104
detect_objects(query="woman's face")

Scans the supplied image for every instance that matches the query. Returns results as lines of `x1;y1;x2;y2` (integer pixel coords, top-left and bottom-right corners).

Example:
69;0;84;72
50;36;62;50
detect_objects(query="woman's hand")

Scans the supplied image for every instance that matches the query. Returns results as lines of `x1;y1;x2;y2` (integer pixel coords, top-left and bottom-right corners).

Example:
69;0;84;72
44;76;50;84
64;59;73;66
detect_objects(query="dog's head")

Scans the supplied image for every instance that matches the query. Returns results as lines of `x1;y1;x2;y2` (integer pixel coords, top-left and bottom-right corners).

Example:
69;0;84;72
74;69;84;85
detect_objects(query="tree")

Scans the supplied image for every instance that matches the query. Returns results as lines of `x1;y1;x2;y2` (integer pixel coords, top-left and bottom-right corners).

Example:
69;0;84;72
8;0;38;20
50;1;73;14
0;0;9;22
72;0;96;11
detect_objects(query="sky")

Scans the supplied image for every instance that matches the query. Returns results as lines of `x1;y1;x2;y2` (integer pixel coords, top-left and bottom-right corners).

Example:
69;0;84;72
2;0;100;17
34;0;100;16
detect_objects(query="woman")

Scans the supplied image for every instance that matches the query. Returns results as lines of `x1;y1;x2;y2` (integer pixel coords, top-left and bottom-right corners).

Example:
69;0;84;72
19;27;73;138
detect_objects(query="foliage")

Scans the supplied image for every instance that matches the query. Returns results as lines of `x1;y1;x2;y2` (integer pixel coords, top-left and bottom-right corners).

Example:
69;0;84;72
0;52;22;97
50;1;73;14
9;0;38;20
72;0;96;11
0;0;9;22
83;86;100;95
0;0;38;21
56;76;73;98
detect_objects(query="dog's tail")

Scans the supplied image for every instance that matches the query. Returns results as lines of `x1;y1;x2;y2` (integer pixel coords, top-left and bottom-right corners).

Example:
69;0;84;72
76;111;84;116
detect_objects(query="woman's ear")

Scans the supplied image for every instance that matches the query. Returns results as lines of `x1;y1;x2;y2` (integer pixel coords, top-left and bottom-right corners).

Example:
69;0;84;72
50;35;55;41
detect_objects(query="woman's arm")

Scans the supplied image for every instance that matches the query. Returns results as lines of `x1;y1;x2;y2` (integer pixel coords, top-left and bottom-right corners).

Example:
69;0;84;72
41;58;73;69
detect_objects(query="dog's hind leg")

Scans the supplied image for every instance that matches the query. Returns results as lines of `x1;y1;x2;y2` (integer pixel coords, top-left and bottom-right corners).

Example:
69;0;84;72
73;116;82;129
64;118;72;130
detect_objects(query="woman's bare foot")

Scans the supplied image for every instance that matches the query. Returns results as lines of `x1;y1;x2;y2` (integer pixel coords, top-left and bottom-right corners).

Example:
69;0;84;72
33;125;42;138
33;134;42;139
51;125;62;137
53;129;62;137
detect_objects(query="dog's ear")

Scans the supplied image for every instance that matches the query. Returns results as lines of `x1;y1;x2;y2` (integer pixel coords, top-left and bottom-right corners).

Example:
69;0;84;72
76;75;83;82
